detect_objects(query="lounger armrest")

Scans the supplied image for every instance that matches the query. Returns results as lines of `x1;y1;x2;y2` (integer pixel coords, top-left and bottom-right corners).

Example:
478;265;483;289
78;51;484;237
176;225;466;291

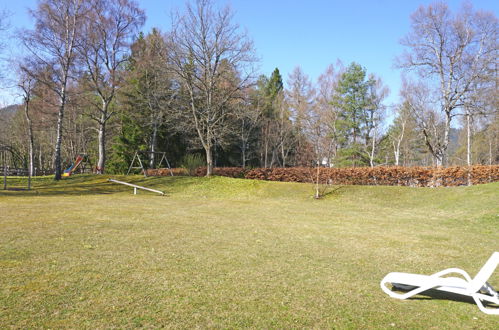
470;252;499;293
431;268;473;282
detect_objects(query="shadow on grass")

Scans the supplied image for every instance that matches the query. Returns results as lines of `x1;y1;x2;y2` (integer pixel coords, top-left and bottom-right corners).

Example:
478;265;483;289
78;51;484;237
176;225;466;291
0;175;204;197
392;287;499;309
322;186;345;198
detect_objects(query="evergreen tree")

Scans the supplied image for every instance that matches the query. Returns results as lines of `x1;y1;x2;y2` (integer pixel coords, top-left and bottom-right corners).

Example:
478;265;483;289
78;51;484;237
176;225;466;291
109;29;183;173
332;63;372;167
259;68;286;167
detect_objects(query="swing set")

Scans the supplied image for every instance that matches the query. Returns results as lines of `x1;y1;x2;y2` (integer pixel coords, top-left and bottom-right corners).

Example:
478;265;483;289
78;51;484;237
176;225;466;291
127;151;173;177
1;145;31;190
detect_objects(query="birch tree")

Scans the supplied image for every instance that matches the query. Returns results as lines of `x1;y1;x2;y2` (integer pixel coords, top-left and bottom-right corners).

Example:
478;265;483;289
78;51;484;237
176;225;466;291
286;66;315;166
364;75;389;167
18;66;36;177
398;2;498;166
315;64;343;167
167;0;256;176
22;0;88;180
80;0;145;174
389;102;411;166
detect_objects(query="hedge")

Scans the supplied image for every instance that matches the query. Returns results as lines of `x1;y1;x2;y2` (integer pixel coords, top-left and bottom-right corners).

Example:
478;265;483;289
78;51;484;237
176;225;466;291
145;168;188;176
147;165;499;187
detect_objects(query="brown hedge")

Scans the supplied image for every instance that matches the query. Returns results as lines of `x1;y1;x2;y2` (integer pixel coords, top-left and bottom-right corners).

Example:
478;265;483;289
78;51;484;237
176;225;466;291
194;167;246;178
244;166;499;187
145;168;188;176
147;165;499;187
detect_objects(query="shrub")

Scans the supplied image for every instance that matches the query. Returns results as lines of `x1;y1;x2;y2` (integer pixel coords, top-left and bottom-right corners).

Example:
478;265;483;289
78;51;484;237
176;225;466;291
244;165;499;187
180;154;205;176
146;168;188;176
146;165;499;187
194;167;247;178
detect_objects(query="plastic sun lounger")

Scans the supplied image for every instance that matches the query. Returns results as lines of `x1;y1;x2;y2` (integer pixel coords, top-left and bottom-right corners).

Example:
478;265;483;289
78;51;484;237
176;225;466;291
380;252;499;315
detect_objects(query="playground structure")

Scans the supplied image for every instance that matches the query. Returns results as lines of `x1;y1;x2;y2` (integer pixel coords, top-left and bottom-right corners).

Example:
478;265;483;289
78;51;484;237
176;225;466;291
1;145;31;190
63;154;92;177
127;151;173;177
108;178;165;195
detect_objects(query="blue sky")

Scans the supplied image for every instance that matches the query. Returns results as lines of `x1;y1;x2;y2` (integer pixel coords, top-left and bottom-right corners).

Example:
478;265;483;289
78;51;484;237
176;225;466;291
1;0;498;107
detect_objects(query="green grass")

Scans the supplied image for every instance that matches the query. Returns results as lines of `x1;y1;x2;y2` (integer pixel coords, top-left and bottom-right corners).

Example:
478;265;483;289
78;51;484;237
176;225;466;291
1;175;498;328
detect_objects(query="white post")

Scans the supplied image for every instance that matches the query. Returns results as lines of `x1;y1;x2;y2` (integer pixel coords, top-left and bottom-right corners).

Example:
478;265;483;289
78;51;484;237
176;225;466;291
134;187;137;195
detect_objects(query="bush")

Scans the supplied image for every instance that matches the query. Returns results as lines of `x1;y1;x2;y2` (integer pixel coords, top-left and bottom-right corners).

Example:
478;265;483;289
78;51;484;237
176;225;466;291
194;167;247;178
244;165;499;187
145;168;188;176
146;165;499;187
180;154;205;176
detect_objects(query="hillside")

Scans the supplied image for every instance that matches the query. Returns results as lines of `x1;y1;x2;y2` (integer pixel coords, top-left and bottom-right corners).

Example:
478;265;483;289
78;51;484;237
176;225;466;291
1;176;498;328
0;104;20;119
0;104;20;144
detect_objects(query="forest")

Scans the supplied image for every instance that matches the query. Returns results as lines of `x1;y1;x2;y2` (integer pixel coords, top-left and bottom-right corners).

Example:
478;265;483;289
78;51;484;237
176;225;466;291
0;0;497;179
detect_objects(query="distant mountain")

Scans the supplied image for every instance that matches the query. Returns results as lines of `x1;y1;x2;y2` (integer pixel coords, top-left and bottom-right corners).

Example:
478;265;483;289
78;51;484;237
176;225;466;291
0;104;20;119
0;105;20;143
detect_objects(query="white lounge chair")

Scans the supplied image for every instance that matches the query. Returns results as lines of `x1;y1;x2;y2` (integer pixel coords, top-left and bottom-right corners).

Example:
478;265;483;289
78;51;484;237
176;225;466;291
380;252;499;315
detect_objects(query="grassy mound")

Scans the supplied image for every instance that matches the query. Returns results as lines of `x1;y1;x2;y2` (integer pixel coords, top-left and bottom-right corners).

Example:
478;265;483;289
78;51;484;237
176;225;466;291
1;175;498;328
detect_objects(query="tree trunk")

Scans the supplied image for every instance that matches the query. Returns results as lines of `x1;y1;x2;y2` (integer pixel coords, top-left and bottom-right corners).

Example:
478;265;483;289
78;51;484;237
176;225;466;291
97;119;106;174
96;99;109;174
369;127;377;168
441;110;452;166
281;143;286;167
24;100;34;177
205;145;213;176
489;139;493;166
393;140;400;166
466;110;472;186
54;100;65;180
314;163;320;199
264;124;269;168
466;111;472;167
39;147;43;174
434;153;443;167
149;121;158;168
241;139;246;168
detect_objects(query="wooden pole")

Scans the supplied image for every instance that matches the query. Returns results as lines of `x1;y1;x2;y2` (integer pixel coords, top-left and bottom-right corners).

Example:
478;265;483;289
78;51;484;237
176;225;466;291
126;152;138;175
2;149;6;190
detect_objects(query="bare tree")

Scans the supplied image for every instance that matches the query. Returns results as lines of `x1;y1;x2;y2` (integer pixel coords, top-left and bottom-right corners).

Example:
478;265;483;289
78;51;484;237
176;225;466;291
0;9;11;82
398;2;498;166
274;91;295;167
0;9;8;44
17;66;36;178
167;0;256;176
364;75;389;167
80;0;145;174
22;0;88;179
402;79;448;166
389;102;410;166
234;87;262;168
286;66;315;166
314;63;346;167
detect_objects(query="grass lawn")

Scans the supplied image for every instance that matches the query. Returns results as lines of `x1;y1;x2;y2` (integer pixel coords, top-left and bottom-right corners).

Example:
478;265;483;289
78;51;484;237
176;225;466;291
1;175;498;328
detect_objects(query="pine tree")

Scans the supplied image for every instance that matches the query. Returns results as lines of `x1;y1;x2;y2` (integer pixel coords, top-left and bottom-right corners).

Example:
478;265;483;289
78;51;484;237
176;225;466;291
332;63;372;167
